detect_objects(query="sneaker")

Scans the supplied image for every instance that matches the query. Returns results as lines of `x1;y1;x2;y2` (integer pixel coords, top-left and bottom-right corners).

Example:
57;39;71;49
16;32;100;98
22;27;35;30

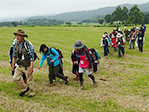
79;85;83;90
60;79;62;81
105;56;108;58
29;95;35;98
65;77;69;85
19;87;29;96
94;71;98;74
93;82;97;87
53;79;55;82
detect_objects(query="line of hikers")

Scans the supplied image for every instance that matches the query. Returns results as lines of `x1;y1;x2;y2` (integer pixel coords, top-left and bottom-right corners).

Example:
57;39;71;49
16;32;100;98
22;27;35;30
101;24;146;58
9;29;101;97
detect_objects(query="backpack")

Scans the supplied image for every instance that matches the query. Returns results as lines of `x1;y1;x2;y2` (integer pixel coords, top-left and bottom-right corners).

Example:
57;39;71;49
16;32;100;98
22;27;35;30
24;41;39;61
103;37;108;46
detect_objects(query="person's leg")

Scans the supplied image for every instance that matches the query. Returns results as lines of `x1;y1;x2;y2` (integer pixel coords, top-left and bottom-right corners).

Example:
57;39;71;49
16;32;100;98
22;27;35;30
118;46;121;57
22;73;27;84
25;67;35;97
54;65;68;84
141;43;143;52
122;47;125;56
129;40;131;49
78;67;84;89
48;65;54;84
104;46;106;56
133;40;135;49
85;69;97;87
13;66;27;93
93;63;98;73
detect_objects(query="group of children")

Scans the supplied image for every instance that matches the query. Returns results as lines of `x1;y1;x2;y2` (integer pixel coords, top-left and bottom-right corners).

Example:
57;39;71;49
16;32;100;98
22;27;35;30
101;24;146;58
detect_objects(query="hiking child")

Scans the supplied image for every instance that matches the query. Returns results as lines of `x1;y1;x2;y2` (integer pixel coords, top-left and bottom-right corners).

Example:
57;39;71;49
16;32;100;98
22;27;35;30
12;29;35;97
129;29;136;49
73;40;97;90
116;33;125;57
71;50;79;80
101;34;110;57
104;32;111;54
90;48;101;74
9;38;27;84
136;29;145;52
38;44;69;86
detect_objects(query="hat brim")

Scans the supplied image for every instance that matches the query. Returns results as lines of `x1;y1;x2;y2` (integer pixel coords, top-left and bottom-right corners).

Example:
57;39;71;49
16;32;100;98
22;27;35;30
14;33;28;38
73;44;84;49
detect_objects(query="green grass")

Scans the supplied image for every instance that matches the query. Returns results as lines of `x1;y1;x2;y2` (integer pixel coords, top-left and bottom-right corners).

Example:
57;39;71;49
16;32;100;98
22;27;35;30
0;26;149;112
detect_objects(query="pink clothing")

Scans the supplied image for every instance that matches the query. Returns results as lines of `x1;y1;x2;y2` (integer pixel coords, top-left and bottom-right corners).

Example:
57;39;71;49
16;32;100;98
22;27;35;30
79;55;89;69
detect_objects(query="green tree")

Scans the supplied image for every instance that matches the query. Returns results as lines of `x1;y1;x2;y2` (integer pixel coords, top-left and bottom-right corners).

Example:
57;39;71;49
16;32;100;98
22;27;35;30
111;6;123;22
98;18;104;24
11;21;18;27
128;5;144;24
104;14;112;23
122;6;129;24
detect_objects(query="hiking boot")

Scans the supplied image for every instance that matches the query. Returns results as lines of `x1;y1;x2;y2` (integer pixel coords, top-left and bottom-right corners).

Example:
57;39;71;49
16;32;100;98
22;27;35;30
19;87;29;96
65;77;69;85
93;82;97;87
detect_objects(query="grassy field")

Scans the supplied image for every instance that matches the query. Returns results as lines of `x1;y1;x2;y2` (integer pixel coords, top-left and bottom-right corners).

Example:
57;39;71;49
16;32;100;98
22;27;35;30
0;26;149;112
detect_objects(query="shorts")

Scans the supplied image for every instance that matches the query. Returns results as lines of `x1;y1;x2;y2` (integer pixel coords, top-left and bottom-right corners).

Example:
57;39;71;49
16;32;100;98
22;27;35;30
79;67;92;75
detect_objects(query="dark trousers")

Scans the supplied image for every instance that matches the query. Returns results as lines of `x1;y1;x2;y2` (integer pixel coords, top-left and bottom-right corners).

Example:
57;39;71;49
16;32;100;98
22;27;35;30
72;64;79;74
49;65;67;84
93;63;98;72
118;46;124;57
104;46;108;56
79;73;95;85
138;42;143;52
53;65;64;80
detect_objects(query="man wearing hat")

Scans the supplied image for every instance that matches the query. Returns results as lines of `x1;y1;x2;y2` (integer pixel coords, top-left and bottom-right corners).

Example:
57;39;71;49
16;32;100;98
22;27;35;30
12;29;35;97
73;40;97;90
136;29;145;52
116;33;125;57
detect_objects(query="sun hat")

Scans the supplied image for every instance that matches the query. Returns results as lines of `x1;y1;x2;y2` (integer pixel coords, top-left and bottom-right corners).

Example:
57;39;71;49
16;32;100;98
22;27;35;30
13;29;28;38
73;40;85;49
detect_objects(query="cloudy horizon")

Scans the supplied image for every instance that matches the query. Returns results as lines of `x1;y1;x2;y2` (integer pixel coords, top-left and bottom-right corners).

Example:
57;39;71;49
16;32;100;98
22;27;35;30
0;0;149;20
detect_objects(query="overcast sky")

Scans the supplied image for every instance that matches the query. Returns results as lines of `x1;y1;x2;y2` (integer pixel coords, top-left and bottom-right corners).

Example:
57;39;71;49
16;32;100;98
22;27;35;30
0;0;149;19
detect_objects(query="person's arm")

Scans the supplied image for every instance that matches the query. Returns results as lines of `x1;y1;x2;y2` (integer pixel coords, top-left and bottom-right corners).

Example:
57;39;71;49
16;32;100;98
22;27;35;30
39;54;46;67
143;36;145;43
101;38;103;47
26;41;35;61
9;47;13;64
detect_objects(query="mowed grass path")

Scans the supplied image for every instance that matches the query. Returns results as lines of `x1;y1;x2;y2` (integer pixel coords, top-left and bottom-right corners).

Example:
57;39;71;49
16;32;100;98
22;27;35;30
0;26;149;112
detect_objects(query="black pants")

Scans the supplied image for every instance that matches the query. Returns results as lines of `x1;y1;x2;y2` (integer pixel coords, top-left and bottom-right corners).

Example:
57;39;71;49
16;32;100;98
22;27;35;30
93;63;98;72
72;64;79;74
79;73;95;84
104;46;108;56
49;65;67;84
138;42;143;52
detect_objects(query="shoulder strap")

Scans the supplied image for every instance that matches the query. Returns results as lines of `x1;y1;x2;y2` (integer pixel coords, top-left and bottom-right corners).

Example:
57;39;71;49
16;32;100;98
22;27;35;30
49;48;55;56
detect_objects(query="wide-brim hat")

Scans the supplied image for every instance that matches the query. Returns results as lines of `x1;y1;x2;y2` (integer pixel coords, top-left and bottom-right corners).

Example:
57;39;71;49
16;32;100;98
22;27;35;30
13;29;28;38
116;33;122;38
73;40;84;49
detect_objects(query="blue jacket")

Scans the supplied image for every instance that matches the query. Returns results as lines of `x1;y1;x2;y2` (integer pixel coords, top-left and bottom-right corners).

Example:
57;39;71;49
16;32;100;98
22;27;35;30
39;47;59;67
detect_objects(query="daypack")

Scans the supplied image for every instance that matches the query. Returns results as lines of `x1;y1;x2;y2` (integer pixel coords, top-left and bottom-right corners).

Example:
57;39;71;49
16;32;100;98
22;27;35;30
103;37;108;46
117;37;123;47
24;41;39;61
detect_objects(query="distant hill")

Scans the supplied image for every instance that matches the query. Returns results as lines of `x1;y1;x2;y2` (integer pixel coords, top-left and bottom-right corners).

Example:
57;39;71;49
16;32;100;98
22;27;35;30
28;2;149;22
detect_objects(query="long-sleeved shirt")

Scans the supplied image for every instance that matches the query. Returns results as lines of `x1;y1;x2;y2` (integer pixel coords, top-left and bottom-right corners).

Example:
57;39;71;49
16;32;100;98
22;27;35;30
39;47;59;67
12;40;35;61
